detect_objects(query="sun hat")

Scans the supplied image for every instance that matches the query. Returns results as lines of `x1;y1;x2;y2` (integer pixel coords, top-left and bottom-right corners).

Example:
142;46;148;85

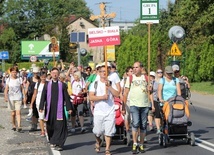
150;71;156;77
165;66;173;74
172;64;180;71
32;67;40;73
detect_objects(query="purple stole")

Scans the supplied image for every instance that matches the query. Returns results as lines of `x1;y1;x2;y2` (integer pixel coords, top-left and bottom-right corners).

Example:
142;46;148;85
45;80;63;121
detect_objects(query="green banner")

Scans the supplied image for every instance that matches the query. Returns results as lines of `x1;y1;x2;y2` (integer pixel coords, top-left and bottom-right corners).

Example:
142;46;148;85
21;41;60;58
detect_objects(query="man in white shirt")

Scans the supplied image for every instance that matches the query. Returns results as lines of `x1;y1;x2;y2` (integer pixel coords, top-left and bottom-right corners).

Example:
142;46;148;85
89;65;120;155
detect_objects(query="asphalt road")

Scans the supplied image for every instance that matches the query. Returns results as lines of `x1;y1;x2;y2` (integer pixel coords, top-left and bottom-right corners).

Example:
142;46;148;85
59;95;214;155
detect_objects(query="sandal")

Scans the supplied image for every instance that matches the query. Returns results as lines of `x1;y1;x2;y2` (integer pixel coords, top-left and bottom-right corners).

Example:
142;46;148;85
105;150;112;155
94;139;102;153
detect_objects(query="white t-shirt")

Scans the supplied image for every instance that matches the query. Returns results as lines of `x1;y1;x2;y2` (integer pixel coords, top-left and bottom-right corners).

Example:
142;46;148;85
6;77;23;100
71;80;86;99
108;72;120;91
89;80;115;116
34;82;45;106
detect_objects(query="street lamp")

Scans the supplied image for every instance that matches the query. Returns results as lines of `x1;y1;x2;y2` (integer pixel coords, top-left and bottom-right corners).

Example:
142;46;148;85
168;26;185;43
168;26;186;74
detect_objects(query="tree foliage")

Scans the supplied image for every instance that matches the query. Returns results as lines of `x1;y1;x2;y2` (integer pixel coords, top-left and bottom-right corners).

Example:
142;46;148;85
116;0;214;82
0;0;91;63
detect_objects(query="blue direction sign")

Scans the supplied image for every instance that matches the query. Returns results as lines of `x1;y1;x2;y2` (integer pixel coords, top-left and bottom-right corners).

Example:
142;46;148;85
70;32;85;42
1;51;9;60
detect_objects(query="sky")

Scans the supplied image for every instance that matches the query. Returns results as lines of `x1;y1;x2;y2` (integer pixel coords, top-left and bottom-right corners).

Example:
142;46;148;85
84;0;175;21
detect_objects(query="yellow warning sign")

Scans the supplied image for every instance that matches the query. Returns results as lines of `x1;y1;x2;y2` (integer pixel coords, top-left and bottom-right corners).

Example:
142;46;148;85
170;43;182;56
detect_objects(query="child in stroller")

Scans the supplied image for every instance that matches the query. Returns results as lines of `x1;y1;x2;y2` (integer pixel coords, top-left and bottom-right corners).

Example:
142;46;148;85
159;95;195;147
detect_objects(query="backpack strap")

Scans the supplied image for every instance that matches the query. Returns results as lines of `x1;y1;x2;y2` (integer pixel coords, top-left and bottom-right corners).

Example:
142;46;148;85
129;75;133;89
94;81;98;95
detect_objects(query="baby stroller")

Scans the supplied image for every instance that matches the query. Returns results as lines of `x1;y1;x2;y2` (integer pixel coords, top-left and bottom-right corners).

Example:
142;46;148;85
159;95;195;147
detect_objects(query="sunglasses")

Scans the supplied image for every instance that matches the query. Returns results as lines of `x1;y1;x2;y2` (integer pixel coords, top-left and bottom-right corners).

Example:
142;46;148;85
174;70;180;73
157;71;162;73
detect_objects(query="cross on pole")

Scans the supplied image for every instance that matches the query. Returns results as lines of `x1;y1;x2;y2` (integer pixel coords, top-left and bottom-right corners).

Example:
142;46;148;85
90;2;117;77
90;2;116;28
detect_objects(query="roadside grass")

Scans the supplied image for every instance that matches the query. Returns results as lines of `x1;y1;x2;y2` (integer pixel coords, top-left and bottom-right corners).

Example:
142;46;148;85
190;81;214;95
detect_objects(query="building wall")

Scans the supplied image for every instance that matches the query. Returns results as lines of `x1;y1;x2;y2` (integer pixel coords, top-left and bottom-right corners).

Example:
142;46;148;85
67;17;104;63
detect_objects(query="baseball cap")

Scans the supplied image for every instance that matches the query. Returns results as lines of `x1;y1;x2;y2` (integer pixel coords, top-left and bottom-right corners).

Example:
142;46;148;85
172;64;180;71
165;66;173;74
101;62;111;67
150;71;156;77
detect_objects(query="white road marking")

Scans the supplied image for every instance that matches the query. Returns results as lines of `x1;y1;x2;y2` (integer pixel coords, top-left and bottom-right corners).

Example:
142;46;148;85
195;138;214;148
195;142;214;153
195;138;214;153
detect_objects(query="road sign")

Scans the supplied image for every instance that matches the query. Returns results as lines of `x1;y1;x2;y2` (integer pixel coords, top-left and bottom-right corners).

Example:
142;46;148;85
0;51;9;60
30;55;37;62
70;32;85;42
21;41;60;59
88;26;120;47
170;43;182;56
140;0;159;24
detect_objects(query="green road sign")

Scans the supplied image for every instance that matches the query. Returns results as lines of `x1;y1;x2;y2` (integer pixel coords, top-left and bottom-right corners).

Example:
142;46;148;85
21;41;60;59
140;0;159;24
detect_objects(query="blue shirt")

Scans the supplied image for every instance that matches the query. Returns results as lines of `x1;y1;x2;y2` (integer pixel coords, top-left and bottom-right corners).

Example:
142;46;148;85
159;77;179;101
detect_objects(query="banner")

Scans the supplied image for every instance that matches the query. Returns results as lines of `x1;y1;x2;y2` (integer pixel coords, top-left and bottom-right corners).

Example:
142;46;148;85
21;41;60;58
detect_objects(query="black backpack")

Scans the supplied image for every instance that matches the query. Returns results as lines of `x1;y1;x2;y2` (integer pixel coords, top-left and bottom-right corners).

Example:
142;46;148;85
180;82;191;100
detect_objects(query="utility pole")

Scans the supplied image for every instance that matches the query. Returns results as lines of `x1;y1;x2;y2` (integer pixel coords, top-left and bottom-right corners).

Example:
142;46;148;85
90;2;116;74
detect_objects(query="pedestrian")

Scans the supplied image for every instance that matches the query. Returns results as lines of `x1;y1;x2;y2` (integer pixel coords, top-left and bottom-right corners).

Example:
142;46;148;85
26;66;40;131
39;67;73;151
120;66;133;140
152;69;163;134
123;61;150;154
89;65;120;155
4;66;25;132
70;71;87;133
172;64;191;99
158;66;181;103
29;71;48;137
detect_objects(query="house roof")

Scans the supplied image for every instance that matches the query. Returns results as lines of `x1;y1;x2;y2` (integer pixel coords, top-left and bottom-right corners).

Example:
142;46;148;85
67;15;98;27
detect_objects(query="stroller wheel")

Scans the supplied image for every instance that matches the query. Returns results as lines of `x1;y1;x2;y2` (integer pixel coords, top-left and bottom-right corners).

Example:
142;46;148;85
190;132;195;146
159;133;163;146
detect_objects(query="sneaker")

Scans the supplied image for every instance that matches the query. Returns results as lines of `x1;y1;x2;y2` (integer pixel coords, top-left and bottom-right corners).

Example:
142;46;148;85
156;130;161;134
70;128;75;133
132;143;138;154
27;108;33;117
23;105;27;109
26;117;32;122
144;137;147;143
55;146;63;151
50;144;56;148
138;144;145;153
81;127;86;133
40;132;46;137
17;128;22;132
149;125;154;131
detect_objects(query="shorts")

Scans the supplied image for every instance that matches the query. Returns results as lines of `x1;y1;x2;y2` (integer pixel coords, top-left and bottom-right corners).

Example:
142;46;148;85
124;100;131;123
8;100;22;111
71;104;84;117
93;113;116;137
148;110;154;117
36;104;45;120
154;101;161;118
32;102;39;118
130;106;149;133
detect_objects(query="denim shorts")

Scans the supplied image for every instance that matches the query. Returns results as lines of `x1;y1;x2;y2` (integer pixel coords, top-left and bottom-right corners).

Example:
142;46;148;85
130;106;149;133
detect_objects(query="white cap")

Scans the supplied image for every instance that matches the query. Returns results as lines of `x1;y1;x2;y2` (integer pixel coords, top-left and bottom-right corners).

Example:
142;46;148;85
172;64;180;71
101;62;111;67
32;67;40;73
96;63;102;68
150;71;156;77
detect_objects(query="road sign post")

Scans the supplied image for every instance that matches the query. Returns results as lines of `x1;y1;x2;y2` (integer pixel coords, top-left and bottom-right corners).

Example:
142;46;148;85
70;32;85;66
140;0;159;100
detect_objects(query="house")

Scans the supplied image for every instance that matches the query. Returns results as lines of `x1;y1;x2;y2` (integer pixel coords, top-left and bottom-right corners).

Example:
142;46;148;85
66;16;104;63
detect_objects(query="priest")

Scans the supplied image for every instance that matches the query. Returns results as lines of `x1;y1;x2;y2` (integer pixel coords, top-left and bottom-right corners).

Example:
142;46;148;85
39;67;72;151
